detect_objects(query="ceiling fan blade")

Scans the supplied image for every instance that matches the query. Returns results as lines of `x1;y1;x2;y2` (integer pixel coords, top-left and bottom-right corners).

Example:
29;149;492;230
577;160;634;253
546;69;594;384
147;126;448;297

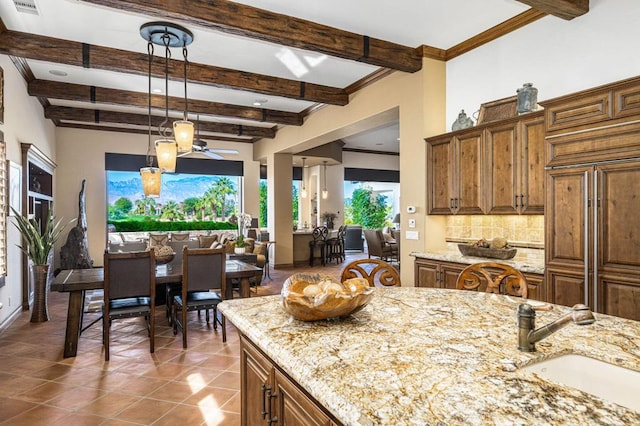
202;150;225;160
208;148;239;154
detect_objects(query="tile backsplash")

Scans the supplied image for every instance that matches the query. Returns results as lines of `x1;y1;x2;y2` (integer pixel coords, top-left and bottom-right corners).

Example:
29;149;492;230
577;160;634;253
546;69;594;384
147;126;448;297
446;215;544;247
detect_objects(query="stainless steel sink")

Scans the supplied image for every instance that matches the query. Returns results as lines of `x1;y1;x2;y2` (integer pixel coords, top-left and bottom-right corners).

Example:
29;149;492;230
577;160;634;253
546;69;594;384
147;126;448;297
522;354;640;412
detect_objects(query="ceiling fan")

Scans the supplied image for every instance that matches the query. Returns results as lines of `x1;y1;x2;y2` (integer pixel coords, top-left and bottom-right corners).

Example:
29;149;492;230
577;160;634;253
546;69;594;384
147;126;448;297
178;115;239;160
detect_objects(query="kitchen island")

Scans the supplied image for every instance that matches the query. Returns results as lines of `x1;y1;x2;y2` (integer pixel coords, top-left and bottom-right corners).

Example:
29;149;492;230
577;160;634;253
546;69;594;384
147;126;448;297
219;287;640;425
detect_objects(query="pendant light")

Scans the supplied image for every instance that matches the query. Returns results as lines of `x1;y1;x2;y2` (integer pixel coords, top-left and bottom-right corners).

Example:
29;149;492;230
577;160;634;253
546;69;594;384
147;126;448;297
174;44;194;153
139;35;161;197
322;160;328;199
301;157;308;198
140;22;194;174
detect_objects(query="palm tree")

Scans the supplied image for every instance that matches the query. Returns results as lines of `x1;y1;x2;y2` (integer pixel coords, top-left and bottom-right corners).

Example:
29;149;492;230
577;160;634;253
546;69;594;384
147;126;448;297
213;177;237;219
202;187;217;221
194;197;207;221
134;199;146;215
160;201;182;221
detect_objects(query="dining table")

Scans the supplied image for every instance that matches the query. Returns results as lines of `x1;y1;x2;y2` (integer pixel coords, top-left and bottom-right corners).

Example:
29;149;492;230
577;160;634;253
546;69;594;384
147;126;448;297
51;259;262;358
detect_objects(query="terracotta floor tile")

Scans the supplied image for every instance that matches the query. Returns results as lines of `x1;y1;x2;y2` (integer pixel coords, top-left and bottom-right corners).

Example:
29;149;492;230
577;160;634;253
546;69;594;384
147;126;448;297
197;354;238;371
182;387;237;409
0;396;39;422
114;397;175;424
49;411;106;426
146;381;196;403
0;374;49;397
152;403;210;425
209;371;240;391
220;392;241;413
15;381;77;404
1;403;69;425
46;386;106;410
78;392;141;417
28;362;74;381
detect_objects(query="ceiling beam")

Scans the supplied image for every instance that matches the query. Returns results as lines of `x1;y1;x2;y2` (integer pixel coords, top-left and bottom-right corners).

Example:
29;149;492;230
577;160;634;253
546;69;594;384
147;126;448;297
28;80;303;126
44;106;276;138
57;122;257;143
0;28;348;106
516;0;588;20
445;9;547;60
82;0;422;73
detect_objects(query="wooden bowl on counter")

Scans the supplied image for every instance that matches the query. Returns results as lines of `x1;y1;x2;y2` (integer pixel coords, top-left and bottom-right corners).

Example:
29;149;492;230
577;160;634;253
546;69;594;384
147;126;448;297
281;272;374;321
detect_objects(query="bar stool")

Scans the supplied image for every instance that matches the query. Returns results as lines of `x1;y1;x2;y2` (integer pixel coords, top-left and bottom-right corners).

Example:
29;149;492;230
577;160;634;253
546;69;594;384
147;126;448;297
308;226;328;266
325;225;346;264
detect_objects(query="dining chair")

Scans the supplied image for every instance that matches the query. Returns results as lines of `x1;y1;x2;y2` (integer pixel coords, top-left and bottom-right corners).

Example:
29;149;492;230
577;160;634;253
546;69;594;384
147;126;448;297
340;258;401;287
456;262;528;298
103;249;156;361
172;247;227;348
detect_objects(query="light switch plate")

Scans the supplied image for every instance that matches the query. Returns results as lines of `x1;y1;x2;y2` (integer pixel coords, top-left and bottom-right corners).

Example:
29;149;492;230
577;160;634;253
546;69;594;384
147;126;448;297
408;219;416;228
406;231;419;240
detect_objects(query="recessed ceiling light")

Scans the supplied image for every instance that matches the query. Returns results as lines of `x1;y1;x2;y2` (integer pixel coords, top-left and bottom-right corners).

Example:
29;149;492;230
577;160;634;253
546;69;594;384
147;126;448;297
253;99;268;106
49;69;67;77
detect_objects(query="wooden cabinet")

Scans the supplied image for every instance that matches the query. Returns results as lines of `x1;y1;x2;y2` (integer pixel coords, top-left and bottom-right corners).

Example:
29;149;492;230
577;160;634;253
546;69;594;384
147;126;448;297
414;257;545;300
485;114;545;214
240;335;339;426
414;258;464;289
542;77;640;321
545;161;640;320
426;111;544;215
426;131;484;215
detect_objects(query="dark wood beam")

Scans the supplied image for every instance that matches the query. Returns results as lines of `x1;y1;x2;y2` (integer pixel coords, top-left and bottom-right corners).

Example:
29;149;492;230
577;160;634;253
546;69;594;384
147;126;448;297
445;9;547;60
28;80;303;126
44;106;276;138
516;0;588;20
0;29;348;106
82;0;422;73
58;122;257;143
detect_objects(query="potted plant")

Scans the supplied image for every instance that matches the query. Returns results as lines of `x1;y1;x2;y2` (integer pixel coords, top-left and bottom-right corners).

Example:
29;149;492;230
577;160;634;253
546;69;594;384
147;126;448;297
12;207;69;322
234;234;249;254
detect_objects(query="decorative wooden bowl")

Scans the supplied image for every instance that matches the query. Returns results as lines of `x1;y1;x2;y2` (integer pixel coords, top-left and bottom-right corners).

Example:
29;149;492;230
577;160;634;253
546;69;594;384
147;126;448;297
154;253;175;265
281;273;374;321
458;244;517;260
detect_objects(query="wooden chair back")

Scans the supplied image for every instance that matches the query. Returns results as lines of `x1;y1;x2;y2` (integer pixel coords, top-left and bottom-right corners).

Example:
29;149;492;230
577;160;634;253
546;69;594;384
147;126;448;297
341;259;401;287
104;250;156;301
456;262;528;298
182;247;226;294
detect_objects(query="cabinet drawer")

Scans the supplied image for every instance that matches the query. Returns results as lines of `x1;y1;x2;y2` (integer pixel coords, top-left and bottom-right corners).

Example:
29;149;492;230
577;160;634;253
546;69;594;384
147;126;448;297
545;90;612;135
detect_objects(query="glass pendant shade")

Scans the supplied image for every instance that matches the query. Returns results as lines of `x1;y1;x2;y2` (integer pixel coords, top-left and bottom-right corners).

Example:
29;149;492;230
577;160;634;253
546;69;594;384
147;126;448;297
155;138;178;173
301;187;308;198
173;120;194;153
322;189;328;199
140;167;161;198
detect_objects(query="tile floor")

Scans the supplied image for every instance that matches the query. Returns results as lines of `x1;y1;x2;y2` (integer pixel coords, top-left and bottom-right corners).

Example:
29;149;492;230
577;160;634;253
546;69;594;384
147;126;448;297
0;252;374;425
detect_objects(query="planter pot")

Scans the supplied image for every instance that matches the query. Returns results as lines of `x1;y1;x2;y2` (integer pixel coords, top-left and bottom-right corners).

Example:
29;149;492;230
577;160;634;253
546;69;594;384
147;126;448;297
234;247;246;254
31;264;50;323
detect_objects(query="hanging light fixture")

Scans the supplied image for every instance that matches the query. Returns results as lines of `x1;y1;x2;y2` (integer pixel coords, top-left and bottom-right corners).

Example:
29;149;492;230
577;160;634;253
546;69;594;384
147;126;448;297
174;39;194;153
322;160;328;199
139;30;161;198
140;22;194;174
301;157;308;198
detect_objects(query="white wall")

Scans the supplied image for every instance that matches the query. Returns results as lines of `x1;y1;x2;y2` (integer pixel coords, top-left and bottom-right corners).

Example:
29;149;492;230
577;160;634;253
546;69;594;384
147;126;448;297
445;0;640;125
0;55;56;328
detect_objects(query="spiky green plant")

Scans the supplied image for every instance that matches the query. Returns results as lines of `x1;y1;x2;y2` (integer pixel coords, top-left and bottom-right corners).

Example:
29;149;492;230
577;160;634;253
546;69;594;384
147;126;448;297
11;208;70;265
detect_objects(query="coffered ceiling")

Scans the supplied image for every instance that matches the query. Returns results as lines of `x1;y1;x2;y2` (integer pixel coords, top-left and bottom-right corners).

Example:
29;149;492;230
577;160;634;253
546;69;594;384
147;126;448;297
0;0;588;154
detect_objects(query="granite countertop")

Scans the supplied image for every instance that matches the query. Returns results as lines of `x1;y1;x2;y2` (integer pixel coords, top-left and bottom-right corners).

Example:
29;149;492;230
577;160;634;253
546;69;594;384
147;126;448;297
219;288;640;425
411;249;545;274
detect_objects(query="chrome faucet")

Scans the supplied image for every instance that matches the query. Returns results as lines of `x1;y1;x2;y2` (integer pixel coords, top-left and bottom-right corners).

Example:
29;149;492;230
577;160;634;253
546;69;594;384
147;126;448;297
517;303;595;352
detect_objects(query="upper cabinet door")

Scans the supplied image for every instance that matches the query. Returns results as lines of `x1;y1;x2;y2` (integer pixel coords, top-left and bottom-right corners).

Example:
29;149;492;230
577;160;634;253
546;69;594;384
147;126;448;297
454;130;485;214
519;115;545;214
426;135;455;215
485;122;518;214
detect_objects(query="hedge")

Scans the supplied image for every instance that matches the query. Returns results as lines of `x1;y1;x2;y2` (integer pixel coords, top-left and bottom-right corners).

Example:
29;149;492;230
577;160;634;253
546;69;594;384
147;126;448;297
108;219;236;232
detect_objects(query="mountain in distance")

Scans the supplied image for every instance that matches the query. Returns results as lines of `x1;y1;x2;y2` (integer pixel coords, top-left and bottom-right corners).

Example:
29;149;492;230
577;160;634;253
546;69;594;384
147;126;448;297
107;173;226;204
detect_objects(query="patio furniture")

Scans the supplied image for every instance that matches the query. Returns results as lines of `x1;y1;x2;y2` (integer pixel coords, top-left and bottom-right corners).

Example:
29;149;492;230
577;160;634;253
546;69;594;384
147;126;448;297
363;229;398;262
344;225;364;251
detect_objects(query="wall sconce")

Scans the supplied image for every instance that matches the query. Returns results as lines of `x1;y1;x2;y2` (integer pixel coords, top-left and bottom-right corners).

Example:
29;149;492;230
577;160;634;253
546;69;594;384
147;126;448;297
301;157;308;198
322;160;328;199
